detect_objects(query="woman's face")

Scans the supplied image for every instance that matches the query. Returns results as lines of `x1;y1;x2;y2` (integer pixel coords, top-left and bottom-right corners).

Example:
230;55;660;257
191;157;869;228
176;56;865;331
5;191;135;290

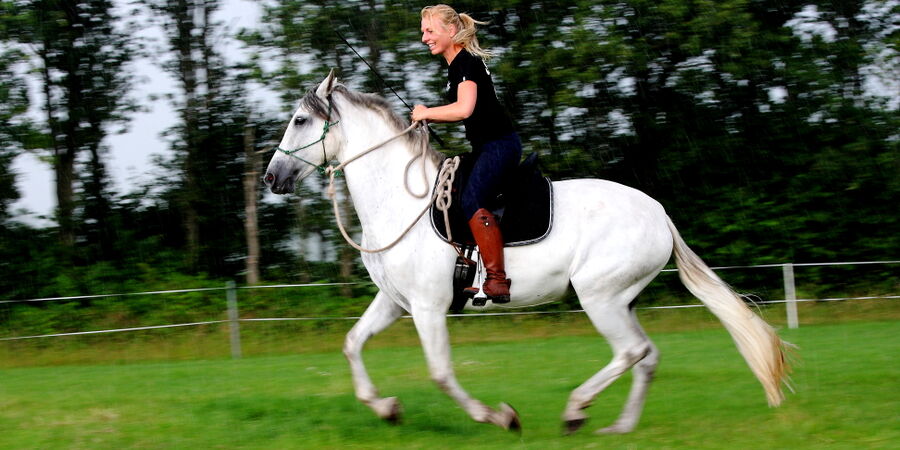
421;15;455;57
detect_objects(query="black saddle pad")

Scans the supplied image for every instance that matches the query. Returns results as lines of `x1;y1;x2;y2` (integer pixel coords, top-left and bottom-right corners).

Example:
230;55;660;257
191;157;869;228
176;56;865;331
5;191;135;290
430;153;553;246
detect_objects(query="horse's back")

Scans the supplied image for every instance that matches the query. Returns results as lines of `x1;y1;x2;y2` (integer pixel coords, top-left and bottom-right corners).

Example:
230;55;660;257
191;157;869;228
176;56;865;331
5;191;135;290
554;177;662;208
558;178;674;300
500;178;673;308
551;178;671;241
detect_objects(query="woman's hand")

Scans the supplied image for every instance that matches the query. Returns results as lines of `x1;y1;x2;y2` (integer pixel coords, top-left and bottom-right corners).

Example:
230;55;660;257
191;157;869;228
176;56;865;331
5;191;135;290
411;104;430;122
411;82;477;123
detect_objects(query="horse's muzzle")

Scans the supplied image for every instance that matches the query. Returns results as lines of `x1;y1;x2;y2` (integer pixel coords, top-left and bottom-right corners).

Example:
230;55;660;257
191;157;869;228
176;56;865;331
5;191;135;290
264;161;299;194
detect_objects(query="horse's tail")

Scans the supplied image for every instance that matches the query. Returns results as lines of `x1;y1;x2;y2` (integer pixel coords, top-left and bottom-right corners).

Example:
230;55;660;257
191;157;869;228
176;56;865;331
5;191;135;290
666;216;791;406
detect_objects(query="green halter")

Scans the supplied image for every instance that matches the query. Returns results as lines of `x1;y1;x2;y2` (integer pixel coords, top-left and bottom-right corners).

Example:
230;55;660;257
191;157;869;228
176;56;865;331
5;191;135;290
275;96;340;176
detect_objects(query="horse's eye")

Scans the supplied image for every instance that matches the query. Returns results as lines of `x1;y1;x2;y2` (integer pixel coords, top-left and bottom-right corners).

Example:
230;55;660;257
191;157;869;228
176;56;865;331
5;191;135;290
294;116;308;126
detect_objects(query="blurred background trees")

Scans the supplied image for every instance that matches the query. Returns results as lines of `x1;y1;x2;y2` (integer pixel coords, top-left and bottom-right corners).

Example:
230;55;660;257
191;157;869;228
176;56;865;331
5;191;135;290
4;0;135;261
0;0;896;300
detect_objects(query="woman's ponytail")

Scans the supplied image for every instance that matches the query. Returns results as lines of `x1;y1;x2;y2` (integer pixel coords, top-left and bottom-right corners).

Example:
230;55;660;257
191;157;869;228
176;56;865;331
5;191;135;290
455;13;493;60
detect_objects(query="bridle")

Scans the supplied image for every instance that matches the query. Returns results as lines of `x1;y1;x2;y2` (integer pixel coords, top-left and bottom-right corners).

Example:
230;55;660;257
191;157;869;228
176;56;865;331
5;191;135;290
270;91;462;255
274;95;340;176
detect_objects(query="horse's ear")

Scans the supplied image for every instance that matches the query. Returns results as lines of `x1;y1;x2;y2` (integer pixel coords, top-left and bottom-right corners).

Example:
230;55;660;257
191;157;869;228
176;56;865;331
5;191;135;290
316;69;338;99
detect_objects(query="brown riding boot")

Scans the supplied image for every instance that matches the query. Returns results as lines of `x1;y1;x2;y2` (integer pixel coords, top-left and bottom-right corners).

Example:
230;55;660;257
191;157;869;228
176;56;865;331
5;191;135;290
463;208;511;303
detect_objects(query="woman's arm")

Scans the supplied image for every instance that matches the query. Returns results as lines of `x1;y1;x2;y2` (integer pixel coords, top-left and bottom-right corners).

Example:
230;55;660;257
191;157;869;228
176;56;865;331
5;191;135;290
411;80;477;123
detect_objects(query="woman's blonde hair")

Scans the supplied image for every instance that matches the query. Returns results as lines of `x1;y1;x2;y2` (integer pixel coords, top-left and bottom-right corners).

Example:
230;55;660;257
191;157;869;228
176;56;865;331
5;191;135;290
421;4;493;60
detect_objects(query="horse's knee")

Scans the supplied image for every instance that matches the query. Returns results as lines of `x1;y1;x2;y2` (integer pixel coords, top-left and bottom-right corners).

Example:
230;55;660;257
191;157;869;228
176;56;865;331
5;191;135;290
621;342;652;366
343;331;361;360
634;344;659;379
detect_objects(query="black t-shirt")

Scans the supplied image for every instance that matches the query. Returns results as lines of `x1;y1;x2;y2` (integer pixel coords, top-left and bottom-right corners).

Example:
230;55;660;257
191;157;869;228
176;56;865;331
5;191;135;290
446;50;514;147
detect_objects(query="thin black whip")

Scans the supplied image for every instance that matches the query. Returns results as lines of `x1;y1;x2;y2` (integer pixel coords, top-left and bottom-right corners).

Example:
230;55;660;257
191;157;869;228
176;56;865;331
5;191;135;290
334;28;447;148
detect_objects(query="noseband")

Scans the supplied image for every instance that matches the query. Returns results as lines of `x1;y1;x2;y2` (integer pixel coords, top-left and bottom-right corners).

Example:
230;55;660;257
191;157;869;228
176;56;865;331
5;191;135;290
271;91;460;254
275;95;340;175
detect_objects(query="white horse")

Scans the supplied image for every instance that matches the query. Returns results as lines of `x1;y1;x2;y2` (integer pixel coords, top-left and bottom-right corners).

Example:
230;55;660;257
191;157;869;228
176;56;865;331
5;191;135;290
264;71;790;434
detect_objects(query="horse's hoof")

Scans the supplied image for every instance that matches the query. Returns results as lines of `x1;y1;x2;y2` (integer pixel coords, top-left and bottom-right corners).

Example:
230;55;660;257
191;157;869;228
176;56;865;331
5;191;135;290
373;397;402;424
562;411;588;435
499;402;521;433
563;418;587;435
500;403;522;433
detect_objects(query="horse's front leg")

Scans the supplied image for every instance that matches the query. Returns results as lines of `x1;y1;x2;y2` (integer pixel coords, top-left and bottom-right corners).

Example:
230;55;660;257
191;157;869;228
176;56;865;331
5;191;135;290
344;291;405;423
410;304;521;431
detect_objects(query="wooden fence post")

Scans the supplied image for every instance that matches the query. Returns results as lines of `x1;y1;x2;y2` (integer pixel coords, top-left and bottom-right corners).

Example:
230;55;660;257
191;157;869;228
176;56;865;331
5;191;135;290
226;281;242;358
783;263;799;329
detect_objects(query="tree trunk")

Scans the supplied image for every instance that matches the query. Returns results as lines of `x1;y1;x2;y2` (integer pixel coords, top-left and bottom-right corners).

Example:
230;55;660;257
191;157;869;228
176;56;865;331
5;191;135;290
243;123;261;285
86;142;115;258
174;0;201;270
39;45;74;252
53;150;76;249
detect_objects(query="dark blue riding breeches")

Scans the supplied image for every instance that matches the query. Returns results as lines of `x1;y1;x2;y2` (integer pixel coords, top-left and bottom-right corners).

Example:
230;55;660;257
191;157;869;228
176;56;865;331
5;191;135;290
462;133;523;219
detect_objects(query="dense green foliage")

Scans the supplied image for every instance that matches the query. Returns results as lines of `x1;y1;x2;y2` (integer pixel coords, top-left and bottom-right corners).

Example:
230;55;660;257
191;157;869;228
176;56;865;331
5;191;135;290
0;1;896;308
1;320;898;447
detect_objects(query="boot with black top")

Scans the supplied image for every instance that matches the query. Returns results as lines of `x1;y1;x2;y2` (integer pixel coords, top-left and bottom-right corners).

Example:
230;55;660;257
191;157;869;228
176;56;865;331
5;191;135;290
463;208;511;304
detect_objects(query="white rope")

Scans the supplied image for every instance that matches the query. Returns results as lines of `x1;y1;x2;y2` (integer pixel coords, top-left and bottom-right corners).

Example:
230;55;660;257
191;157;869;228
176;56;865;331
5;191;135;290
3;260;897;305
661;260;900;272
2;295;896;341
324;121;460;253
403;133;432;199
0;287;228;304
0;320;229;341
434;156;460;244
760;295;900;303
0;282;367;304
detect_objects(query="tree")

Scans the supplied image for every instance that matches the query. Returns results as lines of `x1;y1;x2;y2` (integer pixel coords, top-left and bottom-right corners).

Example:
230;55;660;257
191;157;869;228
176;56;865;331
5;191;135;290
0;0;893;301
0;45;29;222
146;0;255;275
3;1;135;259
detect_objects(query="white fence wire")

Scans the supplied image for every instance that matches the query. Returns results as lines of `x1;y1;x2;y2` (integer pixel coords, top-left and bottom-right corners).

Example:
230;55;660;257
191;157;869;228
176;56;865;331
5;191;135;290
1;261;897;350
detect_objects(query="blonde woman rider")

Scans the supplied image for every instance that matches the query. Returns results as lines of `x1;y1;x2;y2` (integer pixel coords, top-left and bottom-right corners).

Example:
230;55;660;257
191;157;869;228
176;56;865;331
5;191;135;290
412;4;521;304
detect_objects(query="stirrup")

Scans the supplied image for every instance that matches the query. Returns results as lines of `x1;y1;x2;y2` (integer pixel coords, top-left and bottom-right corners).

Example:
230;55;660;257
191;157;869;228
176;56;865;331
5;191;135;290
489;293;511;304
463;286;486;306
464;287;510;306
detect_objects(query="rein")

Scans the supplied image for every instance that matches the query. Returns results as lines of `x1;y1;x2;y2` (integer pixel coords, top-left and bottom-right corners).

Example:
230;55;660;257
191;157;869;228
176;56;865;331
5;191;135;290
277;97;460;254
328;149;460;254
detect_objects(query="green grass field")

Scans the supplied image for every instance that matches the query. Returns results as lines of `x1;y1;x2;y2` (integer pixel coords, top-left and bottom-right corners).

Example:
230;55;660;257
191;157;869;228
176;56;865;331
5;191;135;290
1;315;898;449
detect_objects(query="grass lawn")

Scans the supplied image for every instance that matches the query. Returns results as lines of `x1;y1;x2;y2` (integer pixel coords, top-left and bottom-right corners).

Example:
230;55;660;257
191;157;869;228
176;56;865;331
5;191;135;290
1;318;897;449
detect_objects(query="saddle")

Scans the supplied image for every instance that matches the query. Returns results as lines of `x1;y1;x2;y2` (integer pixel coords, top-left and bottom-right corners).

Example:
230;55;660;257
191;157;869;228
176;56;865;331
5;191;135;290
430;153;554;313
430;152;553;247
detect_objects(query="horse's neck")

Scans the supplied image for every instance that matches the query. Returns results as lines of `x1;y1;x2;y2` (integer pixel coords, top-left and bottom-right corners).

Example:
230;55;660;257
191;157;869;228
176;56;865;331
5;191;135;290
340;122;437;237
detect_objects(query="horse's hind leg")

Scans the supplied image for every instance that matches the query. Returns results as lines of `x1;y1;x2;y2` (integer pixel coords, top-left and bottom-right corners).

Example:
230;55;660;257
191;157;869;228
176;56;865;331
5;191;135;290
596;309;659;434
410;304;521;431
344;291;405;423
562;300;657;435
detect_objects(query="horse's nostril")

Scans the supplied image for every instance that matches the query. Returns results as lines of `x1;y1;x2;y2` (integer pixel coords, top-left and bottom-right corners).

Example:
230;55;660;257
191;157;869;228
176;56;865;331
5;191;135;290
264;172;275;185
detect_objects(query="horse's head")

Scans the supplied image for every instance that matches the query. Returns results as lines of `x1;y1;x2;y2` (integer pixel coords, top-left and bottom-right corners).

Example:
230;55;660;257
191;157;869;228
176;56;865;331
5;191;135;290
264;70;344;194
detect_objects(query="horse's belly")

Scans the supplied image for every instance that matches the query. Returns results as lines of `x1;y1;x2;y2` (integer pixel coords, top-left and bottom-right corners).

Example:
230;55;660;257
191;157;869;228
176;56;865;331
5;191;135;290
466;178;672;310
464;243;573;310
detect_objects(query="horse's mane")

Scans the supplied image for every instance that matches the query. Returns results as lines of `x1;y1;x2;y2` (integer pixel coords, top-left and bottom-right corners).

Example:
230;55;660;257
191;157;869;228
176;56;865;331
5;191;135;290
300;85;445;167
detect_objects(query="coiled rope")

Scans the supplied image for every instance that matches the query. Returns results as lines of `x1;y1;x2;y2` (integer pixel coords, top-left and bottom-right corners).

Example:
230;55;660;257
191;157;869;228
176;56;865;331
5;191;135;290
323;121;460;253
